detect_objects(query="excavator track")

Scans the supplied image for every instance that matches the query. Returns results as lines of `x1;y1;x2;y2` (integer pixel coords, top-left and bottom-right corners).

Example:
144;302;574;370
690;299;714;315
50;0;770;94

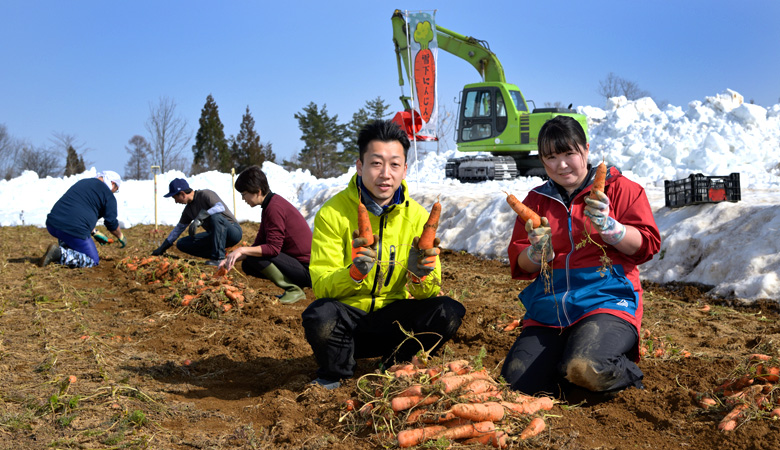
445;156;518;182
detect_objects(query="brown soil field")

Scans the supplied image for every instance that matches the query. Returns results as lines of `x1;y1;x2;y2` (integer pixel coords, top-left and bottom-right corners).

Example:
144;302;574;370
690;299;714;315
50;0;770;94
1;223;779;450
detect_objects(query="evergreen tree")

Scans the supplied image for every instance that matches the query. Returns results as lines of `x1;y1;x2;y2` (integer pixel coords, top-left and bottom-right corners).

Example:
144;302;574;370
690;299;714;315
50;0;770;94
287;102;346;179
63;145;85;176
124;135;152;180
342;96;392;165
192;94;230;174
230;106;276;173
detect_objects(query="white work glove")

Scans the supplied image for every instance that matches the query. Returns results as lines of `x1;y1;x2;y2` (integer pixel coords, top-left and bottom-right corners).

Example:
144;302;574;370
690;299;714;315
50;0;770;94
526;217;554;264
583;190;626;245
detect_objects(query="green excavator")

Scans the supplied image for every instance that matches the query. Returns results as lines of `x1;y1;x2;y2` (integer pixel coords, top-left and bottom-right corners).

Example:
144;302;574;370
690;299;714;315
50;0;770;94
391;9;588;181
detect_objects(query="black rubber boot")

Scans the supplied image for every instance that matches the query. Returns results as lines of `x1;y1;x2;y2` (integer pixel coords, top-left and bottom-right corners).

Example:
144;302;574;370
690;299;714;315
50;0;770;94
39;243;62;267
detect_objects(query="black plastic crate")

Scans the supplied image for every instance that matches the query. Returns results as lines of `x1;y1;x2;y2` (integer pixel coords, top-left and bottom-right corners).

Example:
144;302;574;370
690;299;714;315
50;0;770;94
664;173;741;208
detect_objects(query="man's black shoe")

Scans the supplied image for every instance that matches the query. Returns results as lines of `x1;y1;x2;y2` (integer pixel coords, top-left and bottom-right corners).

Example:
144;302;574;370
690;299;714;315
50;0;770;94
39;244;62;267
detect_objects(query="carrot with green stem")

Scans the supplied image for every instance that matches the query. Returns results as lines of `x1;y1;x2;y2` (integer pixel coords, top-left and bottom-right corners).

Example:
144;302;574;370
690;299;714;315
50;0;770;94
413;20;436;123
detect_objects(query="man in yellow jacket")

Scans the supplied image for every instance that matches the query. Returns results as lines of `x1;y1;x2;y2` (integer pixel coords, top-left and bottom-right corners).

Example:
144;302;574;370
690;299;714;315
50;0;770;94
302;120;466;390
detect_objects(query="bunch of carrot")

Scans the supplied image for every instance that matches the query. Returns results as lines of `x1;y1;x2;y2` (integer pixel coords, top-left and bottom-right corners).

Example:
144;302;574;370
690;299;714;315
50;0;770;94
692;353;780;431
638;328;691;359
117;256;251;317
340;357;554;448
117;255;185;284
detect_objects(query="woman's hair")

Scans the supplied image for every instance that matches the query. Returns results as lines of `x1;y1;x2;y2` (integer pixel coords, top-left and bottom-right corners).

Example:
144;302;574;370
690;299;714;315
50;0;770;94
234;165;270;196
537;116;588;159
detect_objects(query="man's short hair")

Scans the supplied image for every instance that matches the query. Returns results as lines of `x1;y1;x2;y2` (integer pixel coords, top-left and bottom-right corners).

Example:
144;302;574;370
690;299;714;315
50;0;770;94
235;165;270;196
357;120;411;162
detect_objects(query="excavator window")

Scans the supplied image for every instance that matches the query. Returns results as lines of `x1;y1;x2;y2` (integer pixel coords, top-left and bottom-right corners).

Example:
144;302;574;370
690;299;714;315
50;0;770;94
461;90;494;141
496;94;507;132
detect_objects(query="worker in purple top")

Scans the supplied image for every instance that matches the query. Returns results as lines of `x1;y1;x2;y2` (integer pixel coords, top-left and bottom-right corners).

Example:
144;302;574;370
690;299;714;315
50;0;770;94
218;165;312;304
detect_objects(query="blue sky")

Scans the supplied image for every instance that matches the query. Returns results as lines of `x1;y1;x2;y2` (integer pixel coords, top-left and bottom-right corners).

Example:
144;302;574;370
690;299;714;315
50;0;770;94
2;1;778;174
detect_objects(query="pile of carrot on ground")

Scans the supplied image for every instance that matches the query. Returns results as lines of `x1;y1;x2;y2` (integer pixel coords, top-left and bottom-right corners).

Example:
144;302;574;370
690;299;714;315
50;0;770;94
117;256;253;318
692;353;780;431
340;356;555;448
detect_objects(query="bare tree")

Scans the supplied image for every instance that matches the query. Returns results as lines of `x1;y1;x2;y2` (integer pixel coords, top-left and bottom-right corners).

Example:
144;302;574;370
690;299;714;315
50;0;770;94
0;124;20;180
16;143;60;178
436;102;457;154
597;72;651;101
50;132;93;169
145;96;192;174
124;135;152;180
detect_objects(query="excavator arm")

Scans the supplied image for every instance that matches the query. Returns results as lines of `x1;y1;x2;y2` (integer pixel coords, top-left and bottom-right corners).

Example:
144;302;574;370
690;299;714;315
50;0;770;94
391;9;506;111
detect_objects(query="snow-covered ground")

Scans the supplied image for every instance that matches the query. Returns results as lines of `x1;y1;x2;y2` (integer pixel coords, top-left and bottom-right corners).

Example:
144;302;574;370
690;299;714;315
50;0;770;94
2;90;778;301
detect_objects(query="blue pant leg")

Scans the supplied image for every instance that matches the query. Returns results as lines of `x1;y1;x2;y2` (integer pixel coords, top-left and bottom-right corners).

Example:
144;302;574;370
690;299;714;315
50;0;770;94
206;214;242;260
560;313;643;392
46;225;98;267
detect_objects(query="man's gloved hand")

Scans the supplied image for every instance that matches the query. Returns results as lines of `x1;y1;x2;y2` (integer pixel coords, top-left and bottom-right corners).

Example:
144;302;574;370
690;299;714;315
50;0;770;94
349;229;377;281
188;210;210;237
92;230;110;246
526;217;554;264
407;236;440;282
117;235;127;249
152;239;172;256
583;190;626;245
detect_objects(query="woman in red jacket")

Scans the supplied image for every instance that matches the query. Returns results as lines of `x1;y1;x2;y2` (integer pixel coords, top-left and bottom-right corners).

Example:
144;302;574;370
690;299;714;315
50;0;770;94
501;116;661;401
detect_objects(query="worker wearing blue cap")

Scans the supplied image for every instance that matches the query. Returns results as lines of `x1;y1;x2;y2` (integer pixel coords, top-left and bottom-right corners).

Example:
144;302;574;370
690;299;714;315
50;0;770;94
151;178;242;265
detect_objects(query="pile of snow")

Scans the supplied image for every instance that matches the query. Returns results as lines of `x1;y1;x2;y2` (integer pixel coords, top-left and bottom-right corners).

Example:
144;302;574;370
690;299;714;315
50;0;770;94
1;90;778;301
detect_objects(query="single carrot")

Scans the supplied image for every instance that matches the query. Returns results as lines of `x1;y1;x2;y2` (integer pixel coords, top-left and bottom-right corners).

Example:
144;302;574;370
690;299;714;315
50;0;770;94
698;397;717;409
589;160;607;200
755;365;780;383
357;201;374;246
397;384;426;397
397;425;446;448
463;430;508;448
718;403;748;431
500;397;554;415
181;294;196;306
505;191;541;229
224;289;244;302
390;395;440;412
450;402;505;422
432;420;495;441
215;266;228;278
749;353;773;362
502;319;521;332
446;360;472;375
519;417;546;439
461;378;500;395
438;369;491;393
770;408;780;419
418;198;441;250
419;409;458;424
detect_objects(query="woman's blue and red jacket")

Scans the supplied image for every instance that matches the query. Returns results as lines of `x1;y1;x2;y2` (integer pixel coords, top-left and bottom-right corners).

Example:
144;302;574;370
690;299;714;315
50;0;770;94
508;166;661;349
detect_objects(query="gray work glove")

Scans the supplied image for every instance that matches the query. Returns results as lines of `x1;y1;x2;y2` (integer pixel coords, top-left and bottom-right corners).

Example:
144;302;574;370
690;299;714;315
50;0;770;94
526;217;553;264
350;229;378;281
584;190;626;245
188;209;210;237
407;236;440;282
